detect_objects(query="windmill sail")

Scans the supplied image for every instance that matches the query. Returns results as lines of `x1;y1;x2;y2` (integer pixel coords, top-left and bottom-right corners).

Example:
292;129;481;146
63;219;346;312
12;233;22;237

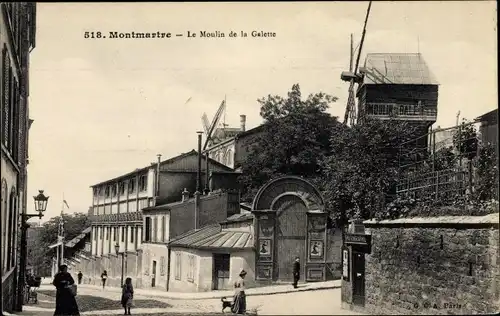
203;100;226;150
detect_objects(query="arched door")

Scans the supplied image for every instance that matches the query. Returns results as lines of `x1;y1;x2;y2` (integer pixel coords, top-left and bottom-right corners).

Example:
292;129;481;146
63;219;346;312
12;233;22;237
274;195;307;281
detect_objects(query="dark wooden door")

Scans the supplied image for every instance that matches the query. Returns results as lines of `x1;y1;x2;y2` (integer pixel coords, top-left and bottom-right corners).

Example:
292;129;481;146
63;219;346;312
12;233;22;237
274;195;307;281
151;260;157;288
212;254;230;290
352;251;365;306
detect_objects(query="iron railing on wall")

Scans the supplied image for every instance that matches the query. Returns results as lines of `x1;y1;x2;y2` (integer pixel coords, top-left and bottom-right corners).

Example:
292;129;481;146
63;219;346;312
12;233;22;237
396;120;498;203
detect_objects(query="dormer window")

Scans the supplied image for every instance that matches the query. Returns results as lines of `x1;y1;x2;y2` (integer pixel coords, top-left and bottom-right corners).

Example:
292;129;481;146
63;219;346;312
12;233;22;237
111;184;117;197
105;186;110;198
139;175;147;192
119;182;125;196
128;178;136;194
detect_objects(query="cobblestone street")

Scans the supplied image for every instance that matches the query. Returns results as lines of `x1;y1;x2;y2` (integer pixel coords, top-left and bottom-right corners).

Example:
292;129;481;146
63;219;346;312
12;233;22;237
12;287;362;316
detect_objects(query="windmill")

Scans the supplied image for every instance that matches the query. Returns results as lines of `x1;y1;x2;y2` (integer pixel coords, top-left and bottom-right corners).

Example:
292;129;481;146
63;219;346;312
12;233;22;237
342;1;373;126
201;98;226;151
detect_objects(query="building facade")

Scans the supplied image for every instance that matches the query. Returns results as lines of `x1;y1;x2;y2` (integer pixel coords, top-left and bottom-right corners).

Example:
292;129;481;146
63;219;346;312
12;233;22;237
0;3;37;313
141;189;241;290
205;115;264;170
83;150;237;288
168;212;255;292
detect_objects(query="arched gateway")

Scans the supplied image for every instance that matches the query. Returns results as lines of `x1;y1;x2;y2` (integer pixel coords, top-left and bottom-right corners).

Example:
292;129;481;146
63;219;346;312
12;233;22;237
251;176;329;282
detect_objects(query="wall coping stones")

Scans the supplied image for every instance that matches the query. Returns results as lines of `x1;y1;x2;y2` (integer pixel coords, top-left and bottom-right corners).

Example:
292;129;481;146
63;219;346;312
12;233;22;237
364;212;499;228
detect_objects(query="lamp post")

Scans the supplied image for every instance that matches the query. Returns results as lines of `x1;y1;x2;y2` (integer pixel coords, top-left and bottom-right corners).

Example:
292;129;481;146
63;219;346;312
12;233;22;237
114;243;124;287
16;190;49;312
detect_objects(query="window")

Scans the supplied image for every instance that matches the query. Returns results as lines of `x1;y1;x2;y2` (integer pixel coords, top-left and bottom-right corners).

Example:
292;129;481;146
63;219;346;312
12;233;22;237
106;227;109;240
226;149;233;166
161;216;166;242
119;182;125;196
128;178;136;194
99;227;102;239
113;227;117;241
121;227;125;242
160;256;165;276
130;227;135;243
2;45;11;148
187;255;195;283
105;186;110;198
175;253;181;280
144;217;151;242
111;184;117;197
153;217;158;242
139;175;147;192
93;188;98;197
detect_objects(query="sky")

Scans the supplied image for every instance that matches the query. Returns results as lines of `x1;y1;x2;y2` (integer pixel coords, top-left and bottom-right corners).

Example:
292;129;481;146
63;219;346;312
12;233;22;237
26;1;497;222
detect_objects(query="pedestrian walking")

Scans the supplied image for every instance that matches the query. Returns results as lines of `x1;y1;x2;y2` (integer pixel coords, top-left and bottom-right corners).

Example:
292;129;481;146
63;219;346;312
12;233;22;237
53;264;80;316
292;257;300;289
231;269;247;315
101;270;108;289
77;271;83;285
121;277;134;315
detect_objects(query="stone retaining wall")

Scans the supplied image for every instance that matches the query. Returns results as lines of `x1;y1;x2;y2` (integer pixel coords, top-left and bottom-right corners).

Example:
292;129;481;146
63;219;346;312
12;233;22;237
346;213;500;315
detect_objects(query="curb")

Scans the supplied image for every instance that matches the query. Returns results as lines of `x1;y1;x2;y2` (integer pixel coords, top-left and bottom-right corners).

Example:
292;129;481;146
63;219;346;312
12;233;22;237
41;283;340;301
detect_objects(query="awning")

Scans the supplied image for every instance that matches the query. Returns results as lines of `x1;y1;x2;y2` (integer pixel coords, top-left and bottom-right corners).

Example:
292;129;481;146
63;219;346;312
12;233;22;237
48;241;63;249
65;227;91;248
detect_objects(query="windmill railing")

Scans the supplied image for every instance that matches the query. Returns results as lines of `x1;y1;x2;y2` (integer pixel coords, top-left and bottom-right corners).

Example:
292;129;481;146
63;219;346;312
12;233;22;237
365;103;437;120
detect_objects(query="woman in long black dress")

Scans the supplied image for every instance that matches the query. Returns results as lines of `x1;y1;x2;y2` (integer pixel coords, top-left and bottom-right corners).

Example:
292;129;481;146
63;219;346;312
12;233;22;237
53;264;80;316
231;270;247;315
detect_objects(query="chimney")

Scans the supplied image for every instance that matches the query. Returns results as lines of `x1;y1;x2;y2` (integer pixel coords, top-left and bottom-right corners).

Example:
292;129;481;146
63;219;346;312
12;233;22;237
204;153;210;195
196;132;203;193
240;115;246;132
155;154;161;203
181;188;189;202
194;191;201;230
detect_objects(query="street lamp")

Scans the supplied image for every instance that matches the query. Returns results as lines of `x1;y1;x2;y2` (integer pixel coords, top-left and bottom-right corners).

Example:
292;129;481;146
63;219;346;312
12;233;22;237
114;243;125;287
16;190;49;312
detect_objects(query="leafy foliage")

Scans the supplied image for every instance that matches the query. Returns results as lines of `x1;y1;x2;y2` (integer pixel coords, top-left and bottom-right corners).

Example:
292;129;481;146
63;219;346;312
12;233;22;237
453;119;478;160
475;142;498;201
28;213;90;276
320;118;417;223
238;84;340;202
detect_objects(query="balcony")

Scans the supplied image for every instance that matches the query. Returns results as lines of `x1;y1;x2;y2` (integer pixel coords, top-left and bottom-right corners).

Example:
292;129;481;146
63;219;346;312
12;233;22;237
90;211;143;224
364;103;437;122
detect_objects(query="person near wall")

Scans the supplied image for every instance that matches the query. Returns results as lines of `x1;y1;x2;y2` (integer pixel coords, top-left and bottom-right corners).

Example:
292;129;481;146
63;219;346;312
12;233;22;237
52;264;80;316
77;271;83;285
101;270;108;289
231;270;247;315
121;277;134;315
292;257;300;289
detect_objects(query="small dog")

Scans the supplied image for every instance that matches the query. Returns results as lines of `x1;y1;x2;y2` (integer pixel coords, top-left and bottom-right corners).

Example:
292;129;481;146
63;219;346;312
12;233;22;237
221;297;232;312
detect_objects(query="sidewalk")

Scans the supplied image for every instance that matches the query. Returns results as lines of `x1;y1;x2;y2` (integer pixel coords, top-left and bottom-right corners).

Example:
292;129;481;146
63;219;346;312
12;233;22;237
39;279;341;300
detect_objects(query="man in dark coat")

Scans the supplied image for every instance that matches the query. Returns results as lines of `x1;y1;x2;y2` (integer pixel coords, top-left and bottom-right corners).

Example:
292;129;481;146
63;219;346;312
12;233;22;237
292;257;300;289
77;271;83;285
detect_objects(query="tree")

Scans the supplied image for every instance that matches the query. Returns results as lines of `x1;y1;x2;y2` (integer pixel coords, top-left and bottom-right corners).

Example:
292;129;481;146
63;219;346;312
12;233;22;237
28;213;90;276
320;118;417;223
238;84;339;202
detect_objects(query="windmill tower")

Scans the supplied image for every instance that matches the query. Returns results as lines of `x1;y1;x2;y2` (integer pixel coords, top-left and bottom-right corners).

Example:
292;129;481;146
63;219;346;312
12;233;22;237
341;1;373;126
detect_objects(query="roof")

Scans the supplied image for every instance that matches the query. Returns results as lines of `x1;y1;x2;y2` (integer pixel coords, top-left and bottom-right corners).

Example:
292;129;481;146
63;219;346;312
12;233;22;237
364;213;499;225
91;150;234;187
204;124;265;153
65;227;91;248
361;53;439;85
476;108;498;125
169;224;254;250
222;212;254;224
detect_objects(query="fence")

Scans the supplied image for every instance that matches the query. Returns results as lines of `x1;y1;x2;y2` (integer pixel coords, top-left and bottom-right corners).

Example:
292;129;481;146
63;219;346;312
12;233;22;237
396;121;498;203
